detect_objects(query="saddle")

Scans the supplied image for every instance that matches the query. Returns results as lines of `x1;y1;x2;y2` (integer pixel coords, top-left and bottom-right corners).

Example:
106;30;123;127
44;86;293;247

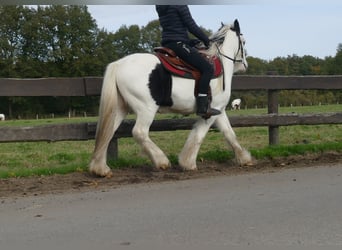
154;47;224;97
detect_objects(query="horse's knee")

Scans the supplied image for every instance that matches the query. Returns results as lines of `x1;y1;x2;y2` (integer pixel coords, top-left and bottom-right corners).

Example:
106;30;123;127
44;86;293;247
132;125;147;143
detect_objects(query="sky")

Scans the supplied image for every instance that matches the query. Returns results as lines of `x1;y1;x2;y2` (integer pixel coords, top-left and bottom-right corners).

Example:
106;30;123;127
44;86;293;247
87;2;342;60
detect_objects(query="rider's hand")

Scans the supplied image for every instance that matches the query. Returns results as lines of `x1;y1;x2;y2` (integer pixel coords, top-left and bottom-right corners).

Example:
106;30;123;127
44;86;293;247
189;39;201;47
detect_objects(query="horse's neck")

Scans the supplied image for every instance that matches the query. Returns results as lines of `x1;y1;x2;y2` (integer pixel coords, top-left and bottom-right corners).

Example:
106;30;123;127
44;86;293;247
221;50;235;78
219;36;238;94
221;33;239;76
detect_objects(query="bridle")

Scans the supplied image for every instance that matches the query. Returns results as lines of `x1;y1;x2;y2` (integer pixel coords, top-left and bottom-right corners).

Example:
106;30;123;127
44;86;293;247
211;29;246;68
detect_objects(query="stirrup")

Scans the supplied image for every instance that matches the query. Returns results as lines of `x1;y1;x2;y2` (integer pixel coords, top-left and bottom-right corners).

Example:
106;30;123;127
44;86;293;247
197;107;221;119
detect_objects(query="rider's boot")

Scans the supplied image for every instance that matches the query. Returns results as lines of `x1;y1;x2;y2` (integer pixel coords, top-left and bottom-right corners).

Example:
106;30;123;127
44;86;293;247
196;94;221;119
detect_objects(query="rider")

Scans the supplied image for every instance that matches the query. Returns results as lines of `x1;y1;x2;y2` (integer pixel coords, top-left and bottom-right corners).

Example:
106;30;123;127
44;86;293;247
155;5;221;117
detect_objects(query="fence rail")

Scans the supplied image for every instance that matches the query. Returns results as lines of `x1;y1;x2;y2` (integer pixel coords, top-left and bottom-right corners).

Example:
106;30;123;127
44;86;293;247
0;113;341;143
1;75;342;96
0;75;341;158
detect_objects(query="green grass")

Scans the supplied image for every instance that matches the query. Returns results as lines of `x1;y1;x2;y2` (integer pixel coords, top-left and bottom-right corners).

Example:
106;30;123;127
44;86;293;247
0;104;341;178
226;103;342;116
250;142;342;159
0;117;98;127
0;141;92;178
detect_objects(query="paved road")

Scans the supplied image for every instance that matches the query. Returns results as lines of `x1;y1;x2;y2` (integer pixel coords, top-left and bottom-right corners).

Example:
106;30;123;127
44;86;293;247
1;164;342;249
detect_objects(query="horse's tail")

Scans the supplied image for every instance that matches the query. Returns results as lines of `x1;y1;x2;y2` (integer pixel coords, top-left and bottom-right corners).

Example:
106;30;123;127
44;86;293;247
94;62;119;150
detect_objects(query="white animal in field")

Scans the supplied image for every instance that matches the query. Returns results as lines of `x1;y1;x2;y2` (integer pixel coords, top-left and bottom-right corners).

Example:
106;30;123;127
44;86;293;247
0;114;5;121
231;98;241;110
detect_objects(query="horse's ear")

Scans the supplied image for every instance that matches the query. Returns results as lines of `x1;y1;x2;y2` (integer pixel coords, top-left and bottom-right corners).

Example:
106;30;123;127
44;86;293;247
219;22;225;31
234;19;240;35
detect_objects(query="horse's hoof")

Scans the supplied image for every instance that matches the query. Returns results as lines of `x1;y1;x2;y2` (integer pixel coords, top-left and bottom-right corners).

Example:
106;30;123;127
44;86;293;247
89;165;113;178
90;170;113;178
104;171;113;178
248;157;257;166
246;161;255;166
240;159;256;167
156;162;171;170
179;164;197;171
183;168;197;172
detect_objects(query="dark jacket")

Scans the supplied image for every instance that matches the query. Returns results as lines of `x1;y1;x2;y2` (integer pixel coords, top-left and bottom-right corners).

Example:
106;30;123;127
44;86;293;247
156;5;210;46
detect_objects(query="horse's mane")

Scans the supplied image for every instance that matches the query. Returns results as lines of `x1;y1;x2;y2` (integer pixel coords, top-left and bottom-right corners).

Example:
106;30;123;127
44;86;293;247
206;23;233;56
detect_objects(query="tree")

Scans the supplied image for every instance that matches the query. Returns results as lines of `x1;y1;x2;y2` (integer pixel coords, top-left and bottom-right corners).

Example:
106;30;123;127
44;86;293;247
92;29;117;69
0;6;28;77
112;25;144;58
268;57;289;75
140;20;162;52
0;5;103;117
333;43;342;74
38;5;99;77
245;56;268;75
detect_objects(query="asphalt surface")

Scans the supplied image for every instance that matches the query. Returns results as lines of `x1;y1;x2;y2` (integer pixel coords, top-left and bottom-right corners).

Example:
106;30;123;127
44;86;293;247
1;164;342;249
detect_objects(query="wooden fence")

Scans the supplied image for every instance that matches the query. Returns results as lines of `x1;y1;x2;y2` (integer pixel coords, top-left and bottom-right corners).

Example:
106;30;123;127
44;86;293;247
0;76;341;158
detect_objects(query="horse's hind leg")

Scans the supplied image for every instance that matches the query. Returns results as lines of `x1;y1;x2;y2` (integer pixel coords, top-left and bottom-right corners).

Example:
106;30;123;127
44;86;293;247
132;112;171;170
214;113;253;166
178;119;214;170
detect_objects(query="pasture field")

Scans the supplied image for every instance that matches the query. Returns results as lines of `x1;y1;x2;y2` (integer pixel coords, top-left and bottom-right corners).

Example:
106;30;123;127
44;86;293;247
0;104;341;178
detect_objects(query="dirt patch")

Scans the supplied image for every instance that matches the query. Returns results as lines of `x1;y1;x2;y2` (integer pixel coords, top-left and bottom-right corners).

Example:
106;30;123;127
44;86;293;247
1;152;341;199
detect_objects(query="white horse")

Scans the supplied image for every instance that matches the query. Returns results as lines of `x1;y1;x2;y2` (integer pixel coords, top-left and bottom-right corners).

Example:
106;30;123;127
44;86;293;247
89;20;253;177
231;98;242;110
0;114;5;121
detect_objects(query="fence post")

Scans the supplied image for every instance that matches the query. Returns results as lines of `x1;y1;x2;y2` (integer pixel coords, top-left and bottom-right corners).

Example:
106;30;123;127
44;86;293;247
268;90;279;145
107;137;118;160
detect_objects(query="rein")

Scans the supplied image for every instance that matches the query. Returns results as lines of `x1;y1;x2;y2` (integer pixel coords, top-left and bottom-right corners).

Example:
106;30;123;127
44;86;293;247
208;26;246;92
216;44;243;63
212;31;244;64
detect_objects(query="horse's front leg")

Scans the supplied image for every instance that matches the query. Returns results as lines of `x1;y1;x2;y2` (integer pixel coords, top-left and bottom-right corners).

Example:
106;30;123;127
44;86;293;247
214;113;253;166
178;118;215;170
